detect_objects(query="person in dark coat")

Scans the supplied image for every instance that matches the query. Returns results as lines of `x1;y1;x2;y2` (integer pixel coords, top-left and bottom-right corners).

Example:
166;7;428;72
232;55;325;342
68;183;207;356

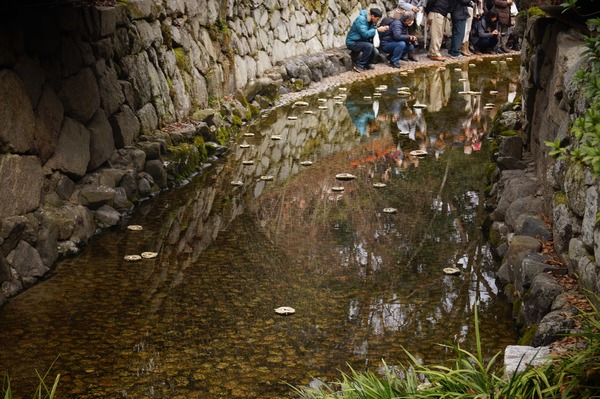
346;8;390;72
471;9;500;53
448;0;472;58
492;0;514;52
380;11;418;67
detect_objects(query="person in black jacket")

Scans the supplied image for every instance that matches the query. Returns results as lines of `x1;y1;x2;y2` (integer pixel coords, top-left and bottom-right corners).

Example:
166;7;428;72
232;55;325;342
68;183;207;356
379;11;419;67
471;9;501;53
448;0;472;57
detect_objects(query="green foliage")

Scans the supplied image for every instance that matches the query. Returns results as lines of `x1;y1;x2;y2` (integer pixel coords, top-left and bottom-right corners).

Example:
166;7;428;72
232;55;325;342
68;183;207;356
295;301;600;399
560;0;578;10
216;126;230;146
545;18;600;174
231;115;243;127
550;299;600;397
2;363;60;399
527;6;548;16
193;136;209;163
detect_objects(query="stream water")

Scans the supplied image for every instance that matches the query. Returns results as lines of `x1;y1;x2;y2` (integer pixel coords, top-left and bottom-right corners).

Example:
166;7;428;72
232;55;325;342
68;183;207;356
0;56;520;398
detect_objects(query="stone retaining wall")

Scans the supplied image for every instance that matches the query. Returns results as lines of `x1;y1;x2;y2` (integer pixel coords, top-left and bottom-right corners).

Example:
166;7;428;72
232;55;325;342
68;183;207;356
486;14;599;347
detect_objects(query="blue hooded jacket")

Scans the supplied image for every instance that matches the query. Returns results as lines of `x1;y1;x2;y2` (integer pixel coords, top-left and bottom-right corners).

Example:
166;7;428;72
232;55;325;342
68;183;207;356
346;10;377;46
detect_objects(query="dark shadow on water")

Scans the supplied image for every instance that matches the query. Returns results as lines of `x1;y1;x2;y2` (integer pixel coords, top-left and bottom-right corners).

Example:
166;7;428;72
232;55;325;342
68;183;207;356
0;56;520;398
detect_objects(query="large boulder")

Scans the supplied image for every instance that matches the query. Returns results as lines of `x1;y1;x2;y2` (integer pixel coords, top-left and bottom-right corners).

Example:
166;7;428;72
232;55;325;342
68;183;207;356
0;155;43;218
0;70;36;153
45;117;91;178
6;240;49;278
522;273;564;326
58;67;101;124
34;84;64;162
78;186;116;210
87;109;115;171
504;345;551;376
110;105;141;148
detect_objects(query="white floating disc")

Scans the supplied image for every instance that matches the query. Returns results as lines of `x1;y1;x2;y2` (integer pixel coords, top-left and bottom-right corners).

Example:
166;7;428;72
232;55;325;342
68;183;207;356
443;267;461;275
335;173;356;181
127;225;143;231
275;306;296;315
410;149;428;157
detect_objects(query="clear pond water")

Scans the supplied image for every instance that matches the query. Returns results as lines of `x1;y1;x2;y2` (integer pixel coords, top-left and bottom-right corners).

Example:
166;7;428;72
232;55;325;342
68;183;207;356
0;56;520;398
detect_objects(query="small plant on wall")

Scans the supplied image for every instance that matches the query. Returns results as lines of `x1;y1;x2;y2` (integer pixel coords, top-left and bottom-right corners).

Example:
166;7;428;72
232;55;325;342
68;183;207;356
545;15;600;174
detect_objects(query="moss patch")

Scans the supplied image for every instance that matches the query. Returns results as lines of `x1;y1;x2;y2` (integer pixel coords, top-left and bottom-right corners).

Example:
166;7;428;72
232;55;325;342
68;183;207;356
165;143;201;182
174;48;188;72
518;323;538;346
527;6;547;17
553;191;567;205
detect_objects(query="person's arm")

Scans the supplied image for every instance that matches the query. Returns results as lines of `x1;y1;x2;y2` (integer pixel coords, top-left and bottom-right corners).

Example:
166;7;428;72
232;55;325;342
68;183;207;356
399;0;421;12
393;21;411;42
355;16;377;40
398;1;414;11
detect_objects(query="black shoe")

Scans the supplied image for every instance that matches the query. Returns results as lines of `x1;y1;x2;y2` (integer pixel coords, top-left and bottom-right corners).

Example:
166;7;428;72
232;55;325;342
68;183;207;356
353;64;365;73
365;64;375;70
391;61;401;68
407;53;418;62
400;55;408;61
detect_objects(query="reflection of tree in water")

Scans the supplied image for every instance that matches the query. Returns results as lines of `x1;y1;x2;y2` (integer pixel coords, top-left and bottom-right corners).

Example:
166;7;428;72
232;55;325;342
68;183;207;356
252;137;514;366
247;59;522;369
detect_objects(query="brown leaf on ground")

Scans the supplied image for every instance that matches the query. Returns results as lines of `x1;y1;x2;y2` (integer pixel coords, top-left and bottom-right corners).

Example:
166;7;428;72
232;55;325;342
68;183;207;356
540;213;553;228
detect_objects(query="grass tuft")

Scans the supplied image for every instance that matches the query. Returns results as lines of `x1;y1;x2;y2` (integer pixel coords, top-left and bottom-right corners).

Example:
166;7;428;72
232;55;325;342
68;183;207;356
295;300;600;399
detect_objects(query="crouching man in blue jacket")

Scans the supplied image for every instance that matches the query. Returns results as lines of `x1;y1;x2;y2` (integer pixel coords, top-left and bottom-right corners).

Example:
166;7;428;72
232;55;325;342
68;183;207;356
346;8;389;73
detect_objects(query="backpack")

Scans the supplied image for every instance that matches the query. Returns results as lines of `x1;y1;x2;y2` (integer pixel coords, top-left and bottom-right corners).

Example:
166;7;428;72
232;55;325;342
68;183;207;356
485;0;495;12
379;16;395;27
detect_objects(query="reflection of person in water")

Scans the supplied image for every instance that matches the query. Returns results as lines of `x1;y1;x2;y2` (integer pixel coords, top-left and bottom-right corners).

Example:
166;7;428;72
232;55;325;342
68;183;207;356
426;67;451;112
345;91;378;136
